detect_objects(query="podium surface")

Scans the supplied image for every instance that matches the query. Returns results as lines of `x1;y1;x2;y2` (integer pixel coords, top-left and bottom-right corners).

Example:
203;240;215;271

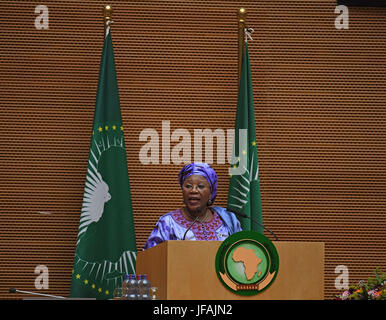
137;241;324;300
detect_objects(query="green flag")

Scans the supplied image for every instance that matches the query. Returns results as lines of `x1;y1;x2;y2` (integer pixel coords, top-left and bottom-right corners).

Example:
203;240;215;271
227;42;263;233
70;28;137;299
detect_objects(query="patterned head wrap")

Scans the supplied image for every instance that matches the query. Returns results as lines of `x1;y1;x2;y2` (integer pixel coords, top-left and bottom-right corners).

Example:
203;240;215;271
178;162;218;203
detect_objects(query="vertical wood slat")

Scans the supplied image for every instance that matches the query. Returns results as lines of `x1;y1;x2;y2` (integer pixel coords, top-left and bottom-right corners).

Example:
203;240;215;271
0;1;385;299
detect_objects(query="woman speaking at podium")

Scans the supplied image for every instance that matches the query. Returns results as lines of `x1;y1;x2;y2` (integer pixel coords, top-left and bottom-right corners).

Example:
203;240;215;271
143;162;242;250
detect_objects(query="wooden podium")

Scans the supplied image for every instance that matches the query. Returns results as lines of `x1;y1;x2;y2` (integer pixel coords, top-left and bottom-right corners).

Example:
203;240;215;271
136;241;324;300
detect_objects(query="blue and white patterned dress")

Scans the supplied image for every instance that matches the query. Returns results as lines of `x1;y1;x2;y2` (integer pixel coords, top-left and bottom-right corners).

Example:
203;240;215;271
143;206;242;250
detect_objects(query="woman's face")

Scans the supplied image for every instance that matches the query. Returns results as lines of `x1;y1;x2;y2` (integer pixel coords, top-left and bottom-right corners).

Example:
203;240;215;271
182;174;212;214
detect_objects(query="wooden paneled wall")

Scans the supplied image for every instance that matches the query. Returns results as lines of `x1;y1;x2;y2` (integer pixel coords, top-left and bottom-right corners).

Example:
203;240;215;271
0;0;385;299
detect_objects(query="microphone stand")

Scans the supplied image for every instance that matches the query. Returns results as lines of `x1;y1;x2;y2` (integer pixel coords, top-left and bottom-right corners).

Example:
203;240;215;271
227;208;279;241
9;288;66;299
182;207;202;240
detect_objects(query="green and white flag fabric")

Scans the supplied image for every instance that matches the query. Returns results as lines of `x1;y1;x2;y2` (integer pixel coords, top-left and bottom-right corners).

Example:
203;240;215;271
70;28;137;299
227;42;263;233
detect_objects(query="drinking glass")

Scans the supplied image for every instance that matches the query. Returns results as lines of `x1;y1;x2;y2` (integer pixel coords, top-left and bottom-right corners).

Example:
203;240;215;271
113;287;123;300
150;287;158;300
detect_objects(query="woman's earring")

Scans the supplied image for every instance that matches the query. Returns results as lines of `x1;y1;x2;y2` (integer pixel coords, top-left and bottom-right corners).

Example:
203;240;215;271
207;199;213;206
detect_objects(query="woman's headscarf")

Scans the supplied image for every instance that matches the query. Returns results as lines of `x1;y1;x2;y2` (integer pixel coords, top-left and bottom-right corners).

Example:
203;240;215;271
178;162;218;203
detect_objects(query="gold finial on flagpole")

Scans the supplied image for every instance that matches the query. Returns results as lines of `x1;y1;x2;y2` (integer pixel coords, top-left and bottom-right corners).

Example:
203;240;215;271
104;5;113;31
238;8;247;81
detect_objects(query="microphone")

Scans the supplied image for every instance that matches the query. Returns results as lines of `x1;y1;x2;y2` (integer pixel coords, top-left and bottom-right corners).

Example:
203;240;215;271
226;207;279;241
182;207;201;240
9;288;66;299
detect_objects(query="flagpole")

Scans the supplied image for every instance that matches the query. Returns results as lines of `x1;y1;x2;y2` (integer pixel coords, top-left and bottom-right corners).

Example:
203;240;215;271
237;8;247;82
104;5;113;33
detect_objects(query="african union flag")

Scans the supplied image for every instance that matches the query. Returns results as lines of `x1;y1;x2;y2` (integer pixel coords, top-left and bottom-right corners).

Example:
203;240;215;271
227;42;263;234
70;27;137;299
